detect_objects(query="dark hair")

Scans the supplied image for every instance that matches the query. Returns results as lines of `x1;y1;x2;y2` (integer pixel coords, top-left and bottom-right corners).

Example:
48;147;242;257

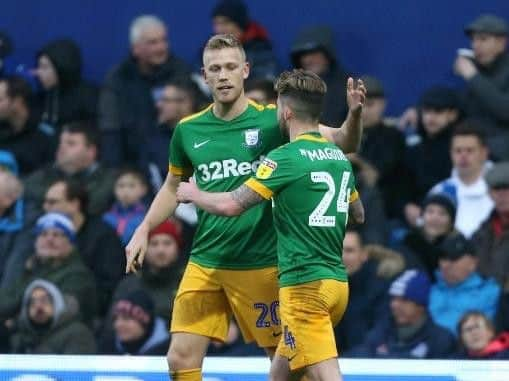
116;166;148;187
62;121;100;149
163;78;202;112
51;178;89;214
452;120;487;146
245;78;277;103
1;75;32;107
274;69;327;122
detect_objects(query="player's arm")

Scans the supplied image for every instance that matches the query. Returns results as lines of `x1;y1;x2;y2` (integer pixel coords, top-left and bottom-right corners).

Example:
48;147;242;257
319;77;366;153
125;171;182;273
176;180;264;217
349;198;365;224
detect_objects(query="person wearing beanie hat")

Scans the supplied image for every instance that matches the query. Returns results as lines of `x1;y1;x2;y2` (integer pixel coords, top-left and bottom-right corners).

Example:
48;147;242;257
100;289;169;355
112;219;184;321
430;233;501;336
347;269;456;359
453;13;509;160
211;0;278;79
397;193;457;280
35;212;76;244
9;279;96;354
34;38;98;130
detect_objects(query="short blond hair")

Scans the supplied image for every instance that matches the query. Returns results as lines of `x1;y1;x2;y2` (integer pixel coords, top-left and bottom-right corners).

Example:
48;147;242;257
275;69;327;121
203;34;246;61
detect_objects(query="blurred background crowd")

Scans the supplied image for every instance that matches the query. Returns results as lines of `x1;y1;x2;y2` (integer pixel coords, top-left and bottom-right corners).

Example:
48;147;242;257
0;0;509;360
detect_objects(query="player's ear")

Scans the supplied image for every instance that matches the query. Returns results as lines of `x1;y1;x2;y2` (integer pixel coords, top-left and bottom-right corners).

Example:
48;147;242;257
243;61;250;80
201;67;208;83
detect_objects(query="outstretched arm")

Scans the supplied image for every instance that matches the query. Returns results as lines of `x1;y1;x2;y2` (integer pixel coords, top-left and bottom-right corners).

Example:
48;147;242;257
319;77;366;153
177;180;264;216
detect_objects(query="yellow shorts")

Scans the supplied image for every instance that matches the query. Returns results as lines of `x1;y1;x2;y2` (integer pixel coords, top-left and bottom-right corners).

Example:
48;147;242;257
170;262;280;348
276;279;349;371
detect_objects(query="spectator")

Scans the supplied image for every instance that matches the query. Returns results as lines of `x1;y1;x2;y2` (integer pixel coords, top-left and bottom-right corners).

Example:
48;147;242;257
24;121;115;216
0;212;97;324
43;179;124;315
430;233;500;335
98;15;191;168
456;311;509;359
349;75;409;220
99;289;170;355
103;168;148;246
454;14;509;160
245;78;277;105
429;122;493;238
290;25;349;127
147;79;200;182
0;152;39;288
34;39;98;132
0;31;13;77
351;163;388;244
348;269;456;359
207;319;264;356
9;279;96;354
334;228;401;352
397;193;457;279
405;86;461;220
211;0;278;80
472;162;509;332
111;219;184;321
0;76;54;175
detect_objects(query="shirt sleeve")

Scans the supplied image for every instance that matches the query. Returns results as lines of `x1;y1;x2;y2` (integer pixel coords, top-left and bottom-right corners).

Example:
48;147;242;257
168;124;193;176
244;147;295;200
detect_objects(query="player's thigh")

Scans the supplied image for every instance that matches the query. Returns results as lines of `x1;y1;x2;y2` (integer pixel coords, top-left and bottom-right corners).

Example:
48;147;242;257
221;266;280;348
171;262;232;342
276;280;346;372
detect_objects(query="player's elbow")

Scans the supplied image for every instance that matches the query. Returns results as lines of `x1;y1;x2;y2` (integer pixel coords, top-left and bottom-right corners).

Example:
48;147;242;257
353;210;365;224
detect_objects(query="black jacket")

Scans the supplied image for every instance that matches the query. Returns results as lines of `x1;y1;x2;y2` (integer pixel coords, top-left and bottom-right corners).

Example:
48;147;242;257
36;39;98;129
291;26;349;127
98;54;191;167
463;52;509;160
76;216;125;314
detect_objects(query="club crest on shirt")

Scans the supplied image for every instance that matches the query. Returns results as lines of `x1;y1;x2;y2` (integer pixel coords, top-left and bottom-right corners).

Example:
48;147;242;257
256;158;277;179
243;129;261;148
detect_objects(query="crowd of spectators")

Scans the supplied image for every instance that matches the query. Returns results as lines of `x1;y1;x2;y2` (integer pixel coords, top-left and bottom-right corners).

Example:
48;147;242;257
0;0;508;359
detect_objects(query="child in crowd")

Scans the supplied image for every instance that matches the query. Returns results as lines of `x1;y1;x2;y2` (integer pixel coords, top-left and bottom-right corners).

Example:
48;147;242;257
104;167;148;246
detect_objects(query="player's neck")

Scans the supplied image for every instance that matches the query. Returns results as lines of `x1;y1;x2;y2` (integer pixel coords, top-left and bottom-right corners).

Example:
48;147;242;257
288;121;319;142
213;94;249;121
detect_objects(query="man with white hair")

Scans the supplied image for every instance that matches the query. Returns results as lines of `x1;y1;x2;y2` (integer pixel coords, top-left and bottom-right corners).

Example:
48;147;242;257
98;15;191;168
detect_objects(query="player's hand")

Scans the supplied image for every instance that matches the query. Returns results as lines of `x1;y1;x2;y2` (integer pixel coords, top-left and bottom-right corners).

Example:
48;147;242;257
176;178;200;203
346;77;366;117
453;56;477;80
125;223;149;274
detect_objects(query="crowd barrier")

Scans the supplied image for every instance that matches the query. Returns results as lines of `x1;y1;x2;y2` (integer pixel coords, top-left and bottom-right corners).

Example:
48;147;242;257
1;355;509;380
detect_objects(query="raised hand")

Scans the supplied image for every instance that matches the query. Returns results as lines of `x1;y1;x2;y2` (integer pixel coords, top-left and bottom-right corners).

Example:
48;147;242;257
346;77;366;117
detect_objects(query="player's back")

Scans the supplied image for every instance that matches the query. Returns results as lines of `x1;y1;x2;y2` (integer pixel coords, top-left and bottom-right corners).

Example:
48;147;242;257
267;132;356;287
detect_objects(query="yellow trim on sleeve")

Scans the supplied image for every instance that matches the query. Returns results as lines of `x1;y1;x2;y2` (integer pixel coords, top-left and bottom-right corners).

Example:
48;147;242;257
179;104;213;124
245;178;274;200
169;164;190;176
349;189;360;203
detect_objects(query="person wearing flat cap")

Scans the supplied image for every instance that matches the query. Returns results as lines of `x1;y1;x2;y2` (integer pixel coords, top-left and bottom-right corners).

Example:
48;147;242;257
453;14;509;160
429;233;500;336
0;212;97;324
473;162;509;294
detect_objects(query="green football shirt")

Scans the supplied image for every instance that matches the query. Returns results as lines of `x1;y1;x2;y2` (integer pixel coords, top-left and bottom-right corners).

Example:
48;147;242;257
169;101;285;269
245;131;358;287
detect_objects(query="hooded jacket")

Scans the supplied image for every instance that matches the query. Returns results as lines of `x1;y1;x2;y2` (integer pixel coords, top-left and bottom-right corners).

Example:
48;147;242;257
9;279;96;354
98;52;191;167
0;151;39;288
36;39;98;129
291;26;349;127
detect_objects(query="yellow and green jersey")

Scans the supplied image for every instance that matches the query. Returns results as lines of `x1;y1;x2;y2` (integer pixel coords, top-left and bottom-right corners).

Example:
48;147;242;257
245;132;358;287
169;101;285;269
